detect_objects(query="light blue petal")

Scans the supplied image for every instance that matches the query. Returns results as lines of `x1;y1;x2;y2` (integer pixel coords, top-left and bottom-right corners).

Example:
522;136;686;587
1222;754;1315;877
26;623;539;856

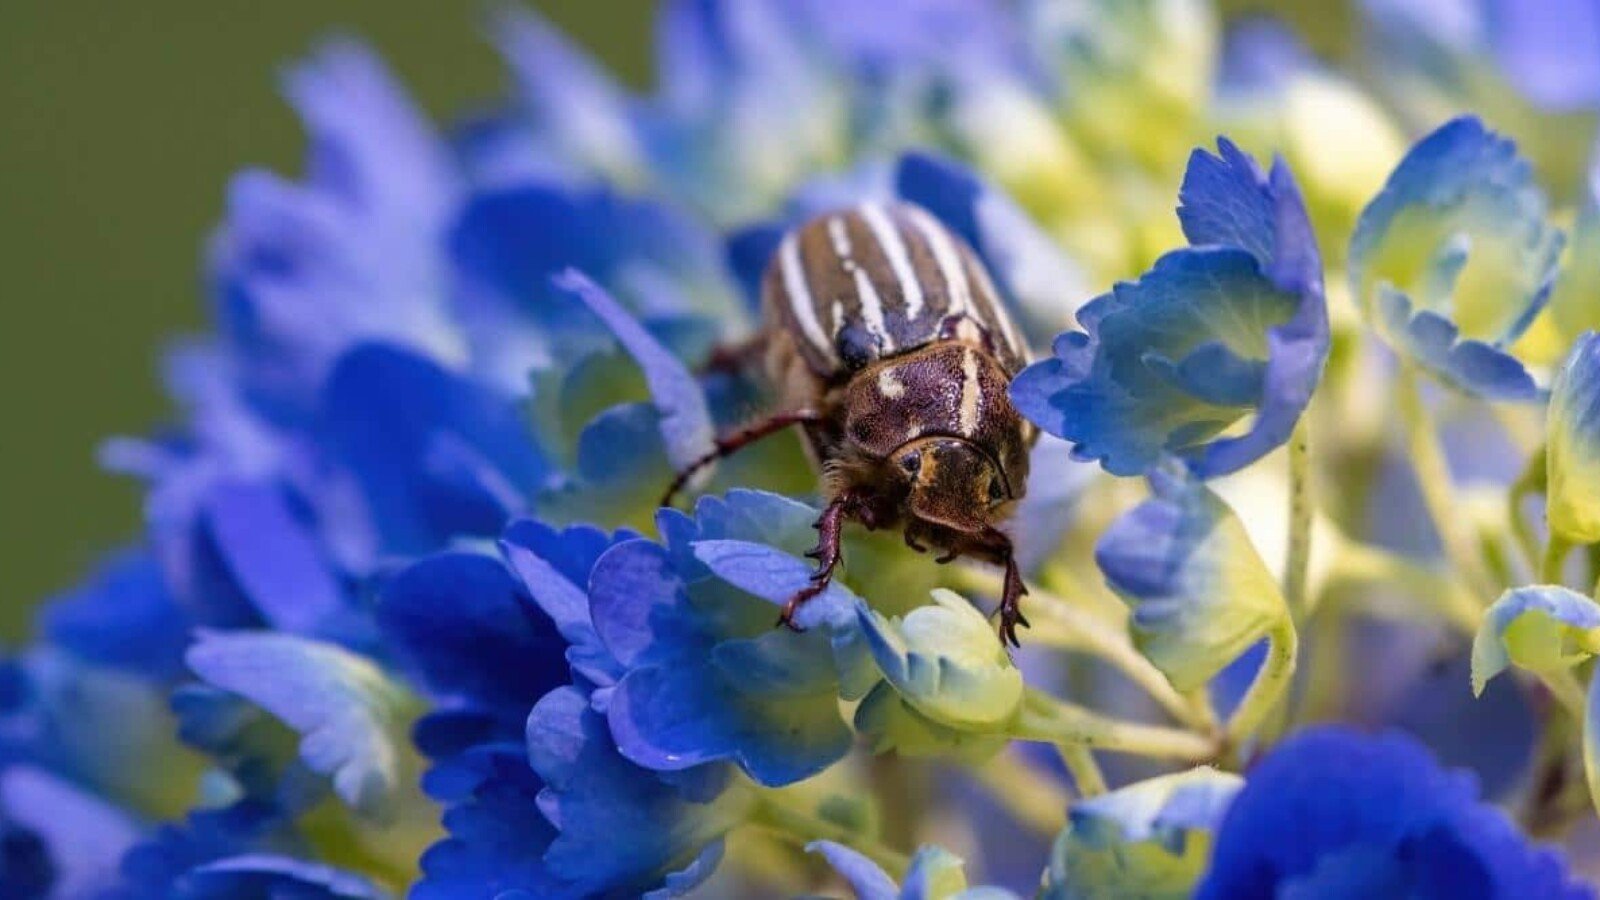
491;6;645;181
690;539;859;632
1095;467;1286;690
0;766;141;899
1349;116;1561;399
186;854;387;899
186;631;414;818
806;840;899;900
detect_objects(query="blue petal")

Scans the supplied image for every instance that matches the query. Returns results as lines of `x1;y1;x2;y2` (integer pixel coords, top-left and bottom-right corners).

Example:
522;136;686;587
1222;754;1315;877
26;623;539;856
199;481;348;637
39;550;190;680
725;222;786;311
377;552;567;718
1095;468;1285;690
412;752;561;900
553;270;715;472
1547;332;1600;542
1197;726;1591;899
500;518;634;685
319;342;547;556
527;686;740;896
690;539;859;632
590;540;714;671
592;490;854;785
691;538;875;699
186;631;412;817
210;39;461;413
606;656;851;786
449;181;734;381
280;39;456;230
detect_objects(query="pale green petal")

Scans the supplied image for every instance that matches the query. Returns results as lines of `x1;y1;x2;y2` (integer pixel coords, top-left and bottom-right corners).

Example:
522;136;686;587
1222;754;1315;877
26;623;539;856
1042;767;1243;900
856;590;1023;730
1472;586;1600;695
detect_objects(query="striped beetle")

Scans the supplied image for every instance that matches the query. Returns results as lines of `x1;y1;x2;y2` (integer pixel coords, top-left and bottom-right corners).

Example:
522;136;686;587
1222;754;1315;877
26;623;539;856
666;201;1038;646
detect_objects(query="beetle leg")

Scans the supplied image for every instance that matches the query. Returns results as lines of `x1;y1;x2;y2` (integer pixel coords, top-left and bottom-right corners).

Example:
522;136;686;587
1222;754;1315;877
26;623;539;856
904;532;928;553
661;409;823;507
996;542;1031;649
779;494;854;631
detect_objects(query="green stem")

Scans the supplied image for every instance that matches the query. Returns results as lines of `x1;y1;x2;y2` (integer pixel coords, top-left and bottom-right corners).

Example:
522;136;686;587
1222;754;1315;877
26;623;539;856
1224;615;1299;748
1056;744;1108;797
1011;688;1216;762
1509;449;1545;579
752;795;910;878
1284;417;1315;620
1543;537;1573;586
1394;366;1497;601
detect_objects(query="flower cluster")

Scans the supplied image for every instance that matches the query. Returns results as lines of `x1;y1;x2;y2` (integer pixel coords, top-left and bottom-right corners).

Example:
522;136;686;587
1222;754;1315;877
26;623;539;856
12;1;1600;898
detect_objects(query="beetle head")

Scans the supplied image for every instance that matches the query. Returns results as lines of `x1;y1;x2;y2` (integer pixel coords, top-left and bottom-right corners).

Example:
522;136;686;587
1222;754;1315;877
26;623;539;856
892;436;1012;534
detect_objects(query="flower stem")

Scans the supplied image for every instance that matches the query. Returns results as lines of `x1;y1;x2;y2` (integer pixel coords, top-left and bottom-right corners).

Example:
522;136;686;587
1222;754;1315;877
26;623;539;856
1394;366;1496;600
1509;450;1545;578
1224;615;1299;748
1057;744;1108;797
1012;688;1216;762
1543;537;1572;586
1284;417;1315;620
751;795;910;878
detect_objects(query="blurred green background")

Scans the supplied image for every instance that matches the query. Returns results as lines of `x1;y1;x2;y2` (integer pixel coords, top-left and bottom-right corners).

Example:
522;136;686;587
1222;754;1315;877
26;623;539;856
0;3;651;639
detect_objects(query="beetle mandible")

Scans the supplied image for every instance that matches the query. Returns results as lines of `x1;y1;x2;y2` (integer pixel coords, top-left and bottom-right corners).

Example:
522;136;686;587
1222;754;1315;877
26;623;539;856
665;200;1039;646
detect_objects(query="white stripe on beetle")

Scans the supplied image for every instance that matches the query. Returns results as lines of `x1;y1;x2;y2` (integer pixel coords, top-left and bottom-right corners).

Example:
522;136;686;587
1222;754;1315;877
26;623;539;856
780;234;838;364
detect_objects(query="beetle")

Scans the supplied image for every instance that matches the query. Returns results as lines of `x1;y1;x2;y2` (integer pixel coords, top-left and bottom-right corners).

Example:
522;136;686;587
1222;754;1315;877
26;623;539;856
664;200;1038;646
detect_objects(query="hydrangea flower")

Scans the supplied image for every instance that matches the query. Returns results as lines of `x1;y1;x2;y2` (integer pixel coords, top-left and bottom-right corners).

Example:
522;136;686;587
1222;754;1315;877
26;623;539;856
1010;137;1327;478
1197;726;1591;899
379;518;746;898
1348;116;1563;400
19;1;1600;897
594;490;862;787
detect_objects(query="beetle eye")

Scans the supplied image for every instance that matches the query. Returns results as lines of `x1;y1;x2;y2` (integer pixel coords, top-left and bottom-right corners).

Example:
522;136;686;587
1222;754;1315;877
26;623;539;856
900;454;921;475
987;479;1006;503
